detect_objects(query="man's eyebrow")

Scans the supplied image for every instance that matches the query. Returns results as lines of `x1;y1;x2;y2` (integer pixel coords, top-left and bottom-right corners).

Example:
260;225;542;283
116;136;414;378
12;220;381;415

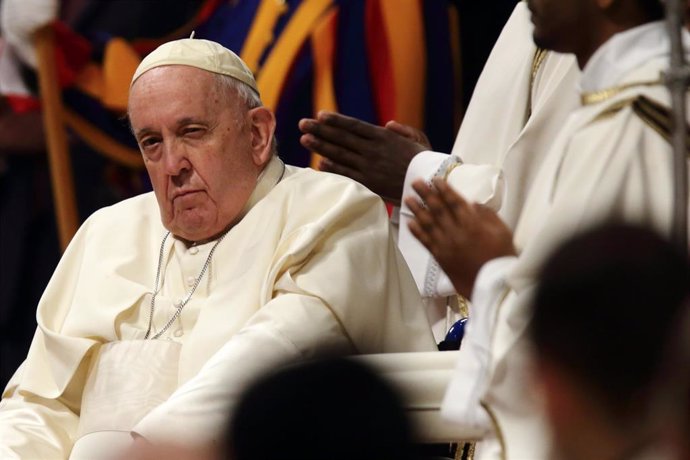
134;127;157;139
133;117;210;138
177;117;208;127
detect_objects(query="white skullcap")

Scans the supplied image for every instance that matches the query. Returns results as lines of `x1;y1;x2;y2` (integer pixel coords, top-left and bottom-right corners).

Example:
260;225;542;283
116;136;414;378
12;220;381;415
130;38;258;94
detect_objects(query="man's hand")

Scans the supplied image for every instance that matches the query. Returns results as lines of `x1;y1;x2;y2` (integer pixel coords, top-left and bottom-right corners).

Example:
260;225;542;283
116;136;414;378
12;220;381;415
405;178;516;298
384;119;431;147
299;111;430;204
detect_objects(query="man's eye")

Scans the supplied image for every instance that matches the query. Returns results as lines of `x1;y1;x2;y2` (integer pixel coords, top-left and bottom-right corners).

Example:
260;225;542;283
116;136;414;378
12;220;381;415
183;127;205;137
140;137;161;148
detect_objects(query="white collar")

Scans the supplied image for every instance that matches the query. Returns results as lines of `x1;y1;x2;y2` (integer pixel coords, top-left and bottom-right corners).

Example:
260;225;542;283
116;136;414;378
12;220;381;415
580;21;690;93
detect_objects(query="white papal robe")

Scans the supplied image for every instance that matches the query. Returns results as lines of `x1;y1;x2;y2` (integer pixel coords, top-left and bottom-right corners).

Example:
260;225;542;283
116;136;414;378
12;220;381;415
449;21;690;459
0;156;437;459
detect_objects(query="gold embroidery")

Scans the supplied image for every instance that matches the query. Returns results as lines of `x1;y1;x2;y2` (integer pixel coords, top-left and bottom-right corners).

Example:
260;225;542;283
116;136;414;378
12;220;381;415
443;161;462;181
589;97;639;123
454;441;477;460
531;48;549;83
480;401;507;460
455;444;463;460
525;48;549;121
588;95;690;153
457;294;470;318
466;442;476;460
632;96;690;154
581;78;662;105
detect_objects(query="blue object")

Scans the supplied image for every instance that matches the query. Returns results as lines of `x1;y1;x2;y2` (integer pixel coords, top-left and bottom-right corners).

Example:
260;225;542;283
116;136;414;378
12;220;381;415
438;317;468;351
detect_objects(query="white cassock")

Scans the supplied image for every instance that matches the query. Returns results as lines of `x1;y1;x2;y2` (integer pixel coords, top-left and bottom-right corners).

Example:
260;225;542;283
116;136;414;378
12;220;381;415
443;20;690;459
0;156;437;459
386;3;580;446
395;2;580;340
381;4;579;450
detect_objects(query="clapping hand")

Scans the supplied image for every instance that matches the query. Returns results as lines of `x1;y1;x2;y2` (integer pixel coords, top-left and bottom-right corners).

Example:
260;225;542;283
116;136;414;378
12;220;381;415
299;111;430;204
405;178;516;298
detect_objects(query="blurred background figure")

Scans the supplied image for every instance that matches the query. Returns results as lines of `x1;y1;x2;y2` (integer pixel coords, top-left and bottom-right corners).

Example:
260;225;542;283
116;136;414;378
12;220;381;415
529;223;690;460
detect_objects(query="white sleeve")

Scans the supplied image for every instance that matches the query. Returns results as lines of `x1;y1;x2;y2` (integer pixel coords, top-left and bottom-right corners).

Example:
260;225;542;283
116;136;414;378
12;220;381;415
355;351;487;443
0;362;80;459
133;292;352;446
440;256;517;433
398;150;504;297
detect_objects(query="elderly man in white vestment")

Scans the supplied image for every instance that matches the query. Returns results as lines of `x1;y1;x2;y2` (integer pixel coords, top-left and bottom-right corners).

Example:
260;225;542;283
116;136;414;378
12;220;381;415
408;0;690;458
0;38;438;459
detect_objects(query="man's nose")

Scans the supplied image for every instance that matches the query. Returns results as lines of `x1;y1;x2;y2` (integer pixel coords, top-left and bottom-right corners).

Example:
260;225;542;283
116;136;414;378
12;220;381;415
163;140;192;177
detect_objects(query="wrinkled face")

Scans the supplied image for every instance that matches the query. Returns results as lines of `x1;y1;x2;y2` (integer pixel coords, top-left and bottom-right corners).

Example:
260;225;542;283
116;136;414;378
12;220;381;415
527;0;591;55
129;66;267;242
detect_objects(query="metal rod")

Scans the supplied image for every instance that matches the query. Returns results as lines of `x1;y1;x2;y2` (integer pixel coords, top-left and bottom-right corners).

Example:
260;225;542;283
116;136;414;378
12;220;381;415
664;0;689;252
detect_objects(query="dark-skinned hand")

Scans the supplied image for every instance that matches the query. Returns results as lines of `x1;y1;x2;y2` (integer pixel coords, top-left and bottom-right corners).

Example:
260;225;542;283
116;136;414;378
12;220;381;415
299;111;431;205
405;178;516;299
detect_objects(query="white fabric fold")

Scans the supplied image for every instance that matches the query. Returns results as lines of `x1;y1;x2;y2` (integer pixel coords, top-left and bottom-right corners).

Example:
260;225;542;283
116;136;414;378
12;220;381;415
440;257;517;434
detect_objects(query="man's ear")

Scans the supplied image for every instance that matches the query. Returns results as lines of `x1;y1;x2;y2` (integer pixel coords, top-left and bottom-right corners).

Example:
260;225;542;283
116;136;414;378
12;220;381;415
248;106;276;167
535;358;589;433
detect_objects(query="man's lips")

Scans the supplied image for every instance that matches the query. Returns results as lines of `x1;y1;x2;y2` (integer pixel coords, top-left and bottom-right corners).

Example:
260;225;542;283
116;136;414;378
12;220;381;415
172;189;203;202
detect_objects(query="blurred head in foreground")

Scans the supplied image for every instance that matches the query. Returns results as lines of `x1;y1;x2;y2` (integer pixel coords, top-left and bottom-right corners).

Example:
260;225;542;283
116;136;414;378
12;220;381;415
654;302;690;460
529;223;690;460
227;357;415;460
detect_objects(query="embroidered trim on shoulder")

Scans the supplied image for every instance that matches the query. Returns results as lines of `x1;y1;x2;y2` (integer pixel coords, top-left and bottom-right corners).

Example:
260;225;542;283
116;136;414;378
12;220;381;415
581;78;662;105
588;95;690;154
589;97;638;123
631;95;690;151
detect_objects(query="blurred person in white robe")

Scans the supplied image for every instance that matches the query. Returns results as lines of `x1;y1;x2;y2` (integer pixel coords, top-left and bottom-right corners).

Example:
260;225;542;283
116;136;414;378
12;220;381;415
298;1;580;344
406;0;690;457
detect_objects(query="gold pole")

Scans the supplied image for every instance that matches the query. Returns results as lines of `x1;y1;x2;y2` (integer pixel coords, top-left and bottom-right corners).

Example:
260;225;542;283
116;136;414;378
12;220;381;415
35;25;79;251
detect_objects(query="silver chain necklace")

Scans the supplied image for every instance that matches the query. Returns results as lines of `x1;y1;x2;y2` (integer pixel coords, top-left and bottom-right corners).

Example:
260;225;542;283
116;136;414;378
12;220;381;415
145;230;227;340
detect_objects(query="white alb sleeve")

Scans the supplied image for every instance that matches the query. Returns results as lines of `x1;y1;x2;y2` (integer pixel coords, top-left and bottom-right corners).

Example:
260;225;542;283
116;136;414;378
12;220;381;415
398;151;504;298
440;256;517;433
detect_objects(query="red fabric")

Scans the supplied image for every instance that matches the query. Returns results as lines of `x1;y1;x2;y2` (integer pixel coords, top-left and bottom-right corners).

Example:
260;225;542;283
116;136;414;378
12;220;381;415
195;0;222;24
365;0;400;217
5;94;41;113
365;0;395;125
52;21;92;88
